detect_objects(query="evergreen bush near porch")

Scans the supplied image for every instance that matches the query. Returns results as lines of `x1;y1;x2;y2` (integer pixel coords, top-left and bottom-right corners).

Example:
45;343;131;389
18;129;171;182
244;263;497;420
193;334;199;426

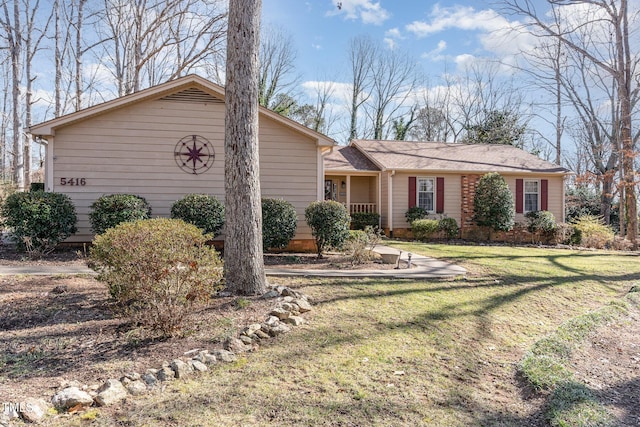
262;198;297;250
1;191;77;255
305;200;350;258
171;193;225;237
89;193;152;235
473;172;515;237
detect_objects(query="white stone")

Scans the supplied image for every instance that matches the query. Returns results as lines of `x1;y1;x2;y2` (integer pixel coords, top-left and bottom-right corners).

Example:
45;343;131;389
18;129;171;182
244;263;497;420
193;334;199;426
212;349;237;363
170;359;192;379
51;387;94;410
95;379;127;407
189;360;208;372
294;298;312;313
21;398;49;423
283;315;305;326
125;380;148;396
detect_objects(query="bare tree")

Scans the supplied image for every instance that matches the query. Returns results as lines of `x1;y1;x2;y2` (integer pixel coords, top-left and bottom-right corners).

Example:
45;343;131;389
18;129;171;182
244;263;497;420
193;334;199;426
346;35;376;141
224;0;266;295
367;47;419;140
22;0;53;187
0;0;23;187
97;0;227;96
258;24;299;110
503;0;639;245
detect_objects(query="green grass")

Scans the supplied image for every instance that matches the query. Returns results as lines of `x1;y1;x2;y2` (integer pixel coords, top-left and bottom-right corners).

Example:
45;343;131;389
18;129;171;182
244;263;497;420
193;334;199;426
47;243;640;426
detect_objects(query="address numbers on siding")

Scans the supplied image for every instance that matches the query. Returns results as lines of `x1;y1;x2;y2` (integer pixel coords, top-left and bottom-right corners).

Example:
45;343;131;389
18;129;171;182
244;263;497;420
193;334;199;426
60;178;86;186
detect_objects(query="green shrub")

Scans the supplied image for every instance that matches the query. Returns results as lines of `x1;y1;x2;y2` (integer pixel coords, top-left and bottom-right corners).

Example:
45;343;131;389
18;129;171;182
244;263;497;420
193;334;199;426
90;218;223;337
89;194;151;235
1;191;77;255
526;210;557;243
350;212;380;230
29;182;45;192
405;206;428;224
473;172;515;236
171;193;225;237
438;217;459;239
572;215;614;249
305;200;350;258
411;218;440;241
262;198;297;250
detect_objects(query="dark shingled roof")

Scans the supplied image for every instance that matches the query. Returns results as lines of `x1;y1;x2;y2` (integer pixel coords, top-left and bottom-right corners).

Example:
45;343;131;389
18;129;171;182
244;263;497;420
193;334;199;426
327;140;569;174
325;145;380;172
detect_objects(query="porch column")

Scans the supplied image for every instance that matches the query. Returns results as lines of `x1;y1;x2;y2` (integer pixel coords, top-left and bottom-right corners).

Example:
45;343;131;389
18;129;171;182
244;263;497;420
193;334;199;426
346;175;351;214
377;172;382;228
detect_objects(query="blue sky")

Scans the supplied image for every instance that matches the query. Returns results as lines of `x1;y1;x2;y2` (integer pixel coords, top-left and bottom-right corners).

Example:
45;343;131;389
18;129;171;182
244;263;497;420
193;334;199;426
260;0;541;144
261;0;530;83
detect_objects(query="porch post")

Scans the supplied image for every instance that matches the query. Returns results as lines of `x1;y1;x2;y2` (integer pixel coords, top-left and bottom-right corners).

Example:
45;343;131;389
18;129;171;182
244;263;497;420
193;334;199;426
388;170;395;237
377;172;382;228
346;175;351;214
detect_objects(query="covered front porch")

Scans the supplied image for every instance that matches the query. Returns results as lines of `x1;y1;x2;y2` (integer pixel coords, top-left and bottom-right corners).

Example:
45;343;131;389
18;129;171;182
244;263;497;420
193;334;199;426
324;174;379;215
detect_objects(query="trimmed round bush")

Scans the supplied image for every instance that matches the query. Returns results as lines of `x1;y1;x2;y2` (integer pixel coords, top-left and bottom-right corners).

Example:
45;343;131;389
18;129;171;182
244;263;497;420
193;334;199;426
473;172;515;234
438;217;459;240
262;198;297;250
305;200;350;258
1;191;77;255
405;206;428;224
171;193;225;237
411;218;440;241
89;194;151;235
89;218;224;337
351;212;380;230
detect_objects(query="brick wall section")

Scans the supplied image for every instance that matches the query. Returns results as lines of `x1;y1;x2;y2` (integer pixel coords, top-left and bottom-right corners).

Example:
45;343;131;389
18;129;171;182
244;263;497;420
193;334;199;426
460;174;481;233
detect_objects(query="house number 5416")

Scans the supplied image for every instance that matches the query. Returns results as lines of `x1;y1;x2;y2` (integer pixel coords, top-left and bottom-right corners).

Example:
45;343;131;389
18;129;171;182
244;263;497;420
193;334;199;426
60;178;86;186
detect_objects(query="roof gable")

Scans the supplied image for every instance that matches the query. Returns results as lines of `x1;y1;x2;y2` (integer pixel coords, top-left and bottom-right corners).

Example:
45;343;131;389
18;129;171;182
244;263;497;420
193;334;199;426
29;75;334;147
333;140;570;175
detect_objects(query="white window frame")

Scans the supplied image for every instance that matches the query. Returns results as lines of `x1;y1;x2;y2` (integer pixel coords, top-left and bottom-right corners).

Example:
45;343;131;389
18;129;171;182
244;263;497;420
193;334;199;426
524;179;540;213
416;177;435;213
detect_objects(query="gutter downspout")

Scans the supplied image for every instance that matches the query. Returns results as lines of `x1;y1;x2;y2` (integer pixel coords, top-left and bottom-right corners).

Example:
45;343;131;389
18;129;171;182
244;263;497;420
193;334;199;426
388;170;395;238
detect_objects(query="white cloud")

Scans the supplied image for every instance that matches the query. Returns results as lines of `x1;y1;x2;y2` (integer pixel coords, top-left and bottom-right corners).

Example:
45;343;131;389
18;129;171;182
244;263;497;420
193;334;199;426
383;38;396;49
406;5;506;36
454;53;476;69
405;5;536;58
327;0;390;25
385;27;401;39
422;40;447;61
301;80;352;102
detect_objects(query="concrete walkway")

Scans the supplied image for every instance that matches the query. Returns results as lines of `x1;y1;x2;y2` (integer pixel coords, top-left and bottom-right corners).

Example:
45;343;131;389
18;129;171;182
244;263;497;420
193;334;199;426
0;245;466;279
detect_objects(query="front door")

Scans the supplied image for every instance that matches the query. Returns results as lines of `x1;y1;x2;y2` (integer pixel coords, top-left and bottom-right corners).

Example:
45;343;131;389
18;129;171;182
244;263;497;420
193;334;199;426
324;179;337;201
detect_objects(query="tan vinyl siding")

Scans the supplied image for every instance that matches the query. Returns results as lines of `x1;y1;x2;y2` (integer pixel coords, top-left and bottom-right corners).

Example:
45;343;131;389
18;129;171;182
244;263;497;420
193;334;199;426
51;97;319;242
350;176;371;203
391;172;462;231
505;175;565;223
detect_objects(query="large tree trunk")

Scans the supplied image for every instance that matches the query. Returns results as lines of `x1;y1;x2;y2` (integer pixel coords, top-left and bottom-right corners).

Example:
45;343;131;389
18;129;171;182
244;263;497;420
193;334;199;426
223;0;266;295
618;0;637;247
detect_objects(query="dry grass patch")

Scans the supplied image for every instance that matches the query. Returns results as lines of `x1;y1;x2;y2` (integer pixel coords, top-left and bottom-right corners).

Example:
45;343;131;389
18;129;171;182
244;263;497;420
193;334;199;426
3;243;640;426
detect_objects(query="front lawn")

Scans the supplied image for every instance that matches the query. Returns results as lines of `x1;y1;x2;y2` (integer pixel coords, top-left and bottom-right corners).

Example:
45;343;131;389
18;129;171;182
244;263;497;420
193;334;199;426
9;243;639;426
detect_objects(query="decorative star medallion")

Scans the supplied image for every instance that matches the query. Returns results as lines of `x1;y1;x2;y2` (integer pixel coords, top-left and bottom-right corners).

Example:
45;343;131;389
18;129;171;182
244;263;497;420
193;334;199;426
174;135;215;174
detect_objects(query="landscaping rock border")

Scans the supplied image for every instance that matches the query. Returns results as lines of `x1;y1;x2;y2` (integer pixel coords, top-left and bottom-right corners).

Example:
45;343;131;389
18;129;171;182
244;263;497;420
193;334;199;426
3;285;311;425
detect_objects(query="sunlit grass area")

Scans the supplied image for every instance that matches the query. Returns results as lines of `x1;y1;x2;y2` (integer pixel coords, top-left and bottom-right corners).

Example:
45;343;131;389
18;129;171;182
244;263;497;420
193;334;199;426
52;243;639;426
